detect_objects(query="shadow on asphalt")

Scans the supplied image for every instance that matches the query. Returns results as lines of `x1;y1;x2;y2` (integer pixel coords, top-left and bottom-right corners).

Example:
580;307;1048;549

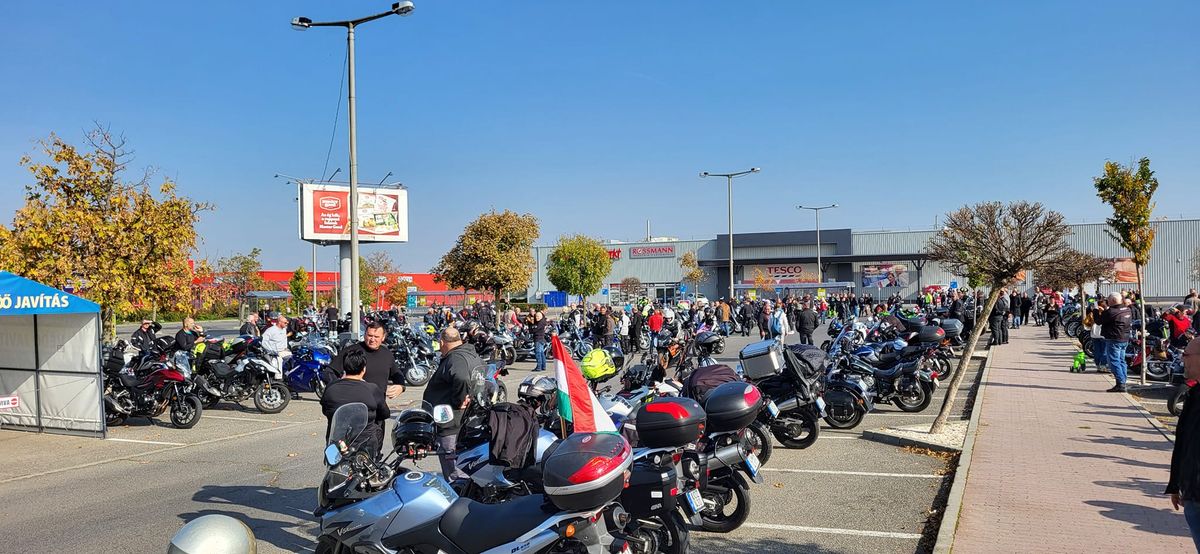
182;485;318;551
1061;451;1171;471
1082;499;1190;537
696;536;855;554
1093;476;1169;499
1074;434;1173;452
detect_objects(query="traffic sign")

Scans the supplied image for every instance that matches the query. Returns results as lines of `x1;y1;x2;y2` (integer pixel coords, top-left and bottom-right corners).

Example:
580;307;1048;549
949;281;958;289
601;288;609;295
679;284;687;293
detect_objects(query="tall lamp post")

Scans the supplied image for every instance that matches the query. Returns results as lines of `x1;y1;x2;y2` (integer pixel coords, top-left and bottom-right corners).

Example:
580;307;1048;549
292;1;414;336
796;204;838;283
700;168;761;302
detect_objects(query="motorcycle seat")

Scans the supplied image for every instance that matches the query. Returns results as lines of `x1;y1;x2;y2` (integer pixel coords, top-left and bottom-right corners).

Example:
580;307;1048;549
439;493;555;553
870;351;900;368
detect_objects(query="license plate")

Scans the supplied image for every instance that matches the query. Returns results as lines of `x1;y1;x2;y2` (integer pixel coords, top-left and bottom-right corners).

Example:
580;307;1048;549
685;488;704;512
816;397;826;413
766;400;780;418
745;452;760;477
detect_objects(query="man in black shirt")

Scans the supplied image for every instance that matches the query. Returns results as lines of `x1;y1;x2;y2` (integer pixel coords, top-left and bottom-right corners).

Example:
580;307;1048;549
175;317;199;351
130;319;159;351
531;310;550;372
239;314;260;337
423;327;483;480
332;321;406;398
324;304;339;332
1098;292;1133;392
321;350;389;456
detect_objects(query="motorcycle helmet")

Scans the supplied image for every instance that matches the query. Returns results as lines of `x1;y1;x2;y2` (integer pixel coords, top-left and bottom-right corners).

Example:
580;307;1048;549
518;376;559;414
603;346;625;371
168;514;257;554
392;407;437;454
662;307;676;322
694;331;721;356
581;349;618;382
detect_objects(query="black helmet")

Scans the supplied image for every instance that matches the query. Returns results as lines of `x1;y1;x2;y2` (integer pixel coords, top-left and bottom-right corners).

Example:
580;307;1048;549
392;407;436;453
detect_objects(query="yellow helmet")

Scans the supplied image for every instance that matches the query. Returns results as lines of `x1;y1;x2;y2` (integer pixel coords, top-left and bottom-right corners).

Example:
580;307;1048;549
581;349;617;381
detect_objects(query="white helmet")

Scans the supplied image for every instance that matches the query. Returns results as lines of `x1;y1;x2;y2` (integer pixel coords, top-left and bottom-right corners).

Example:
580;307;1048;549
169;515;256;554
663;307;676;322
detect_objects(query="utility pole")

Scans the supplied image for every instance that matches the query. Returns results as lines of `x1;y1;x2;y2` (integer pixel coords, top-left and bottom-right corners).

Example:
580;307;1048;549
700;168;761;301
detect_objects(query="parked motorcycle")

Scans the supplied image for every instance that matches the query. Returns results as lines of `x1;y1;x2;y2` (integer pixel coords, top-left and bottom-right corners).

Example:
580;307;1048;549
102;337;203;429
739;340;825;449
192;337;291;414
284;333;335;399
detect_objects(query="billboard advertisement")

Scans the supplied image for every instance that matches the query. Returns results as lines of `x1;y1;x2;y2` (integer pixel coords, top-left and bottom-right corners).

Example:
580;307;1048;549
740;264;819;285
1109;258;1138;284
299;182;408;243
861;264;910;288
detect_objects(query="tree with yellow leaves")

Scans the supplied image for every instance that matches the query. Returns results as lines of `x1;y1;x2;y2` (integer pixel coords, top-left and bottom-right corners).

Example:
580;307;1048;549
432;210;539;327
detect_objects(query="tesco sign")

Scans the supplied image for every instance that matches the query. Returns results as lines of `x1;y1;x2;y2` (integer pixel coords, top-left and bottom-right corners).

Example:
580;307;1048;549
629;245;676;259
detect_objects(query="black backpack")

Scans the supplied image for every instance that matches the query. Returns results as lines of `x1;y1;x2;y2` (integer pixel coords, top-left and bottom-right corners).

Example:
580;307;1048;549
681;364;742;403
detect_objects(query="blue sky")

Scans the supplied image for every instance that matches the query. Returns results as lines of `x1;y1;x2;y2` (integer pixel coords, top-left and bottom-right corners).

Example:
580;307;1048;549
1;1;1197;273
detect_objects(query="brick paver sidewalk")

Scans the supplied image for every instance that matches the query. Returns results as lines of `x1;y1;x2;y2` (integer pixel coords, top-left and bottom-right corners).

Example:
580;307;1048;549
952;325;1193;552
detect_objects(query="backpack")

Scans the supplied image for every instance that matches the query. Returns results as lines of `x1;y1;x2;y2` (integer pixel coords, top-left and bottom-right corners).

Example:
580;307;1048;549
486;402;538;468
681;364;741;403
770;312;783;334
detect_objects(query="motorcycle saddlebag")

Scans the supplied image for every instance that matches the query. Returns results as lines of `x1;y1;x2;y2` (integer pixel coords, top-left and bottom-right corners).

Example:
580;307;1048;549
543;433;633;511
703;382;765;433
917;326;945;344
939;319;963;340
620;459;678;516
635;397;706;448
739;340;784;380
208;361;236;378
823;388;860;420
103;350;127;374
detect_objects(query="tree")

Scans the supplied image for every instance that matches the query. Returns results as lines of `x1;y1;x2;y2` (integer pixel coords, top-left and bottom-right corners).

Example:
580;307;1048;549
359;256;377;309
1037;249;1114;305
925;201;1070;434
753;267;772;298
547;235;613;301
217;248;266;306
432;210;540;326
289;267;309;314
1191;246;1200;283
1094;157;1158;385
619;277;644;300
679;251;707;296
385;279;414;309
0;127;210;340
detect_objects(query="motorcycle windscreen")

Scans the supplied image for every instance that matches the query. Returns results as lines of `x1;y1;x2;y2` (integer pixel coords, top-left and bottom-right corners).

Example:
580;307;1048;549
328;402;370;450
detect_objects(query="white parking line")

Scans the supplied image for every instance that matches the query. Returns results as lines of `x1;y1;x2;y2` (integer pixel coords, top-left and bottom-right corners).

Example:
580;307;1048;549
819;436;863;440
203;415;294;424
742;522;922;539
762;468;944;479
1138;400;1168;405
106;438;186;446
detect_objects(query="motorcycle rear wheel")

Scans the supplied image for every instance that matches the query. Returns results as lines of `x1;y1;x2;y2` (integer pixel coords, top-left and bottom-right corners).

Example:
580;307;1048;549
744;420;774;465
254;382;290;414
894;381;932;412
771;410;820;449
628;512;689;554
105;411;126;427
170;395;203;429
699;475;751;533
824;407;865;430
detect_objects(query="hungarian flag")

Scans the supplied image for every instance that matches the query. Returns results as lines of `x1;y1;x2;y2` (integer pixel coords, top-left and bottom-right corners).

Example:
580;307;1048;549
551;336;617;434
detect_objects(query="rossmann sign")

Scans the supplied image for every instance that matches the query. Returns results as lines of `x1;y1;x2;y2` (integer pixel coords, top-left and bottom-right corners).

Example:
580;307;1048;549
629;245;676;259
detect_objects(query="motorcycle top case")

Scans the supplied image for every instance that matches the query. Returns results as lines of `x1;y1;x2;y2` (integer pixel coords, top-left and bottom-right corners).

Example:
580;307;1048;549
739;340;785;380
939;318;963;340
917;325;945;344
542;432;633;511
703;381;765;433
634;397;706;448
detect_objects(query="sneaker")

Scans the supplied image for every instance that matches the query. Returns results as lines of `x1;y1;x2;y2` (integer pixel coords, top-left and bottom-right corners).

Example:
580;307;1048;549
1106;385;1127;393
531;367;544;372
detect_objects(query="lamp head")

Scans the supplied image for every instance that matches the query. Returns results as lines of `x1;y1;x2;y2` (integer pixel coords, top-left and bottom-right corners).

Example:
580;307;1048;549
291;16;312;30
750;167;761;173
393;1;415;15
699;172;709;178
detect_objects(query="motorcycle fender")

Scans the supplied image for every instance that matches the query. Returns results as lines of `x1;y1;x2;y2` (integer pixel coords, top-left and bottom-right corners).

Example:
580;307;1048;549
254;360;283;381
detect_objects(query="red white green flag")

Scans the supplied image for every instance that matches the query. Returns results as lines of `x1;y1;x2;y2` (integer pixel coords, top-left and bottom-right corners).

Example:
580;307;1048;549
551;335;617;434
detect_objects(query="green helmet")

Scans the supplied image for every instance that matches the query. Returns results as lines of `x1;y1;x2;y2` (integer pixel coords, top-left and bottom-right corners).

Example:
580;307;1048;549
581;349;617;381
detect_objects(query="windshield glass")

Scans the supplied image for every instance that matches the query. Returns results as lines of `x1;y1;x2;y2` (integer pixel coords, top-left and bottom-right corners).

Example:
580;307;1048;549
327;402;369;447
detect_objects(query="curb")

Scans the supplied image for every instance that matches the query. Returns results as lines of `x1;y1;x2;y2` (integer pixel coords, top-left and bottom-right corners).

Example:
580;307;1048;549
1121;388;1176;443
861;426;964;454
931;346;995;554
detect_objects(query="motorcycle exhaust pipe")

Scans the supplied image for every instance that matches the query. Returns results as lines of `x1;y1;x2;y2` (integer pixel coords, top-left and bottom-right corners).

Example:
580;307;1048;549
713;443;745;469
104;395;130;414
775;397;800;412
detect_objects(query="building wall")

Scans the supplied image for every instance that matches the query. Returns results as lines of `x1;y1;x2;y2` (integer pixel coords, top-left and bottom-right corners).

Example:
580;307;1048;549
527;239;716;305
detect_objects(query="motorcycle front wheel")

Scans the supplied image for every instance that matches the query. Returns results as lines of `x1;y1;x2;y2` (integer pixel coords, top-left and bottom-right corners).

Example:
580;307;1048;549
254;382;291;414
699;474;751;533
406;363;433;387
744;420;774;465
105;410;127;427
771;410;820;449
170;395;203;429
312;377;327;400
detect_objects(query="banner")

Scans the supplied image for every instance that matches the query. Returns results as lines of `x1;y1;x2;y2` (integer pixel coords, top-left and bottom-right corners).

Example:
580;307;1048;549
1109;258;1138;284
740;264;819;285
299;182;408;243
861;264;910;288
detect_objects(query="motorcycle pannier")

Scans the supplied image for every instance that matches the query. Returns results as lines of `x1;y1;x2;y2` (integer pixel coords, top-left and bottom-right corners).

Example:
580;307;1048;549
703;382;764;433
917;325;945;344
542;433;633;511
104;350;126;374
635;397;706;448
621;460;678;516
939;319;963;340
739;340;784;380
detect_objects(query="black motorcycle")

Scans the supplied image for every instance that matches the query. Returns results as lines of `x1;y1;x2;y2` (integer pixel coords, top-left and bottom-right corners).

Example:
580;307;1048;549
739;341;825;449
192;337;291;414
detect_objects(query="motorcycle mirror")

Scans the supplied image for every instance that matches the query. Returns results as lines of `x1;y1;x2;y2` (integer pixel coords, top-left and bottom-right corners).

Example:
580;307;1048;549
432;404;454;424
324;443;342;466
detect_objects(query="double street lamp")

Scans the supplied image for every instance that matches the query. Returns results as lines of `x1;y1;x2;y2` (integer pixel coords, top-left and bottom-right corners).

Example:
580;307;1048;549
292;1;414;336
700;168;761;302
796;204;838;283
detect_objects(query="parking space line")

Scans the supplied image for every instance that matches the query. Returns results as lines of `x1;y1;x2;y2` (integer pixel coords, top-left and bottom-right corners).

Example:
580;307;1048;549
1137;399;1167;405
203;415;294;424
762;468;944;479
106;438;186;446
818;435;863;440
742;522;922;539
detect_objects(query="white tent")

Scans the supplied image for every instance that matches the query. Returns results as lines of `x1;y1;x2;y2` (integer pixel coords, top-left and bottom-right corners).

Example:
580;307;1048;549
0;271;105;437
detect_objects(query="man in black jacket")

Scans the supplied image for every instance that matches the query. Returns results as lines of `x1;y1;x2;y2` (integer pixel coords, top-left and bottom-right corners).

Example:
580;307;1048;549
321;350;389;453
990;292;1010;345
423;327;484;480
239;314;260;337
332;322;406;399
795;304;819;345
1098;292;1133;392
130;319;159;352
1168;337;1200;549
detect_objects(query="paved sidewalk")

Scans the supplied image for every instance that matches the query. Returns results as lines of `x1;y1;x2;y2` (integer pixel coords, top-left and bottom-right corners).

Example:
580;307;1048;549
952;325;1193;552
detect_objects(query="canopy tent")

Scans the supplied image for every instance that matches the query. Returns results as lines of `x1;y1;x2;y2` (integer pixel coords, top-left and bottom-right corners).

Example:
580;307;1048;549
0;271;105;437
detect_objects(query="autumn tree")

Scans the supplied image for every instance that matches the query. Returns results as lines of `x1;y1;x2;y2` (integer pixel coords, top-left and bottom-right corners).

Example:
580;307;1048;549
753;267;772;298
925;201;1070;434
547;235;613;302
217;248;266;308
619;277;644;300
432;210;539;327
289;267;309;313
385;279;414;309
1191;247;1200;282
0;127;209;339
679;251;707;297
1094;158;1158;385
1038;249;1113;305
359;256;378;309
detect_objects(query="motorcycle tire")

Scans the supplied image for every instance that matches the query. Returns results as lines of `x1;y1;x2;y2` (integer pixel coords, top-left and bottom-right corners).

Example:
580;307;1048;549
699;473;751;533
771;410;820;449
1145;360;1171;381
493;381;509;404
170;395;203;429
1066;320;1083;339
406;363;433;387
894;381;933;412
105;410;127;427
254;382;291;414
313;377;327;400
504;348;516;366
824;406;865;430
1169;384;1188;416
629;512;689;554
744;420;774;466
315;536;346;554
936;354;955;382
713;336;726;355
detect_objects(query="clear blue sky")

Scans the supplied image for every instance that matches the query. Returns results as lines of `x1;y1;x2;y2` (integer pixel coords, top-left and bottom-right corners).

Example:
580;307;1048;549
2;1;1197;273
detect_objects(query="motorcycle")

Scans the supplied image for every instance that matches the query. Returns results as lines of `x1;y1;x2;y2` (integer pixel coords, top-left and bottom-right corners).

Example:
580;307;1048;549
284;333;335;399
738;340;825;450
821;327;876;429
315;402;636;554
192;337;291;414
388;325;437;387
103;337;203;429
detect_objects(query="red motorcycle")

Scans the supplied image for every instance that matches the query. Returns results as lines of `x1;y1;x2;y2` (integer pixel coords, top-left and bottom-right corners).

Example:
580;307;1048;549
103;337;203;428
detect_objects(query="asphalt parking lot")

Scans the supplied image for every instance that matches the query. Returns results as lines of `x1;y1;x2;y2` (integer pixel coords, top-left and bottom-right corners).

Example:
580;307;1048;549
0;325;982;553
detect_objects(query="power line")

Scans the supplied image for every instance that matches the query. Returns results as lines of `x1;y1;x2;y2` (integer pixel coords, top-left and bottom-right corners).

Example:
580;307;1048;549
320;45;349;182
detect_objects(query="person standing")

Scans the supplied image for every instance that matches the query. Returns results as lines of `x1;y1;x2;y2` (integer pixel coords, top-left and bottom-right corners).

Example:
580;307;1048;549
1186;289;1200;313
758;303;772;340
718;300;732;336
1098;292;1133;393
324;304;339;332
990;291;1010;345
130;319;160;352
648;308;664;350
1021;293;1033;328
770;301;791;344
1009;290;1022;329
531;311;550;372
1045;296;1061;339
239;313;260;337
629;307;645;353
423;327;484;480
174;317;200;351
618;308;631;353
1167;336;1200;550
320;350;389;456
795;303;818;345
332;321;406;399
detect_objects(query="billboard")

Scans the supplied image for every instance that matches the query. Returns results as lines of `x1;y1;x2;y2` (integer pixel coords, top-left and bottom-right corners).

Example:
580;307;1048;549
299;182;408;243
1109;258;1138;284
629;245;676;259
740;264;819;284
861;264;910;288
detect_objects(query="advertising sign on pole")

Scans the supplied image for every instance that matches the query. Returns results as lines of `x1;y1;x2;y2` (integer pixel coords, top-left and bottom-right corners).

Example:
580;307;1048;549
298;182;409;243
861;264;910;288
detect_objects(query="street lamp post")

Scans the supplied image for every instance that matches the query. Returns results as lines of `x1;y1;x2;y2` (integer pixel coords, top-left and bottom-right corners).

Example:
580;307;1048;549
700;168;761;302
796;204;838;283
292;1;414;336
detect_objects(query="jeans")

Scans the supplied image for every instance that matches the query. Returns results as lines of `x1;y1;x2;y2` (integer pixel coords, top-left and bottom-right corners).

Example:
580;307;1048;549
437;433;466;480
1107;340;1129;385
1012;315;1022;328
534;339;547;371
1185;500;1200;552
1092;337;1108;370
720;321;730;336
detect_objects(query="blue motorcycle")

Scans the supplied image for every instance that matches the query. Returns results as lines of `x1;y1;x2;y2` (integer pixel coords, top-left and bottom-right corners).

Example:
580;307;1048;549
285;333;335;399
